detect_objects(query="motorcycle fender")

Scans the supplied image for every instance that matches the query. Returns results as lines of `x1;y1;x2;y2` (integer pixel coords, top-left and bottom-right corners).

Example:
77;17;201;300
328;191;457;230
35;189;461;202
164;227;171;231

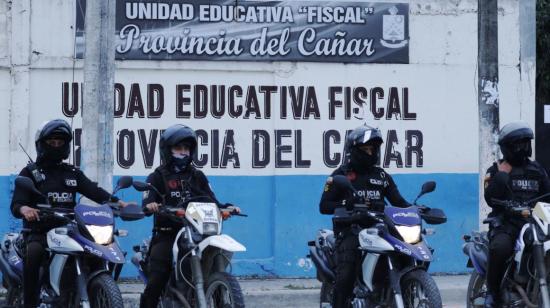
198;235;246;257
50;254;69;296
87;268;110;285
397;265;427;283
361;253;380;292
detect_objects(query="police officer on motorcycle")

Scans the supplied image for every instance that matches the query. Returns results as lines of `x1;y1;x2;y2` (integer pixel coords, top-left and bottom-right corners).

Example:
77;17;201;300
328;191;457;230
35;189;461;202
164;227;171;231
483;121;550;308
10;119;128;308
140;124;239;308
319;124;410;308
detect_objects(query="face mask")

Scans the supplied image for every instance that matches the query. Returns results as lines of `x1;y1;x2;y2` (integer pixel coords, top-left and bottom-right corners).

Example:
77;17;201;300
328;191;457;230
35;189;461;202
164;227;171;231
172;153;191;169
350;147;379;173
41;142;69;163
502;141;531;166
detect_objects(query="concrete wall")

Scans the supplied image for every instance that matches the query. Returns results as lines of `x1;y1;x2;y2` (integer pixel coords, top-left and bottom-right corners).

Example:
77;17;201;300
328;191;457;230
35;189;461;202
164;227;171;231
0;0;534;277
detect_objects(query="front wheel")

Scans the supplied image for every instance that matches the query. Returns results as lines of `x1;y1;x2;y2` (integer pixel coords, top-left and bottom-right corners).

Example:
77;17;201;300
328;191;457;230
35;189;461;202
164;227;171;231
466;271;486;308
88;273;124;308
205;272;245;308
400;270;442;308
320;282;333;308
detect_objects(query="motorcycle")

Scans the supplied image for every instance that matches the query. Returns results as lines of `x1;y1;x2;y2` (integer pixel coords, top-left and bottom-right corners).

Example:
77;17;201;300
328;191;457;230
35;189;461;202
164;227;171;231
463;192;550;308
0;176;144;308
131;180;247;308
308;175;447;308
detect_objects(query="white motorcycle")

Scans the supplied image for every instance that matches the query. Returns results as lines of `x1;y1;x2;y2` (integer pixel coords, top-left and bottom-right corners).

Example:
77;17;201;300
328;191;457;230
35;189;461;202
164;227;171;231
131;180;247;308
464;192;550;308
0;176;144;308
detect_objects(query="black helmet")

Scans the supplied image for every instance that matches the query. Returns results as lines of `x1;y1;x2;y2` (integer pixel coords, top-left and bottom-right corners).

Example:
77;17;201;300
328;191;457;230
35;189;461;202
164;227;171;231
344;125;383;173
498;121;534;166
35;119;73;163
159;124;197;168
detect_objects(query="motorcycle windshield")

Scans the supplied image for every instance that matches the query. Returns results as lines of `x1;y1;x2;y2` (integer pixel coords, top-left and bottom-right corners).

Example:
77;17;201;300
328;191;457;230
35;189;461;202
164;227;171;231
75;203;114;226
385;206;421;226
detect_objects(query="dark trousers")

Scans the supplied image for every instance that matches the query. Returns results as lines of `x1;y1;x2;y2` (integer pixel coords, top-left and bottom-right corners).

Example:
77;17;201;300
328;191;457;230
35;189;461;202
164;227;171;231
333;230;360;308
486;227;518;298
140;232;192;308
24;234;47;308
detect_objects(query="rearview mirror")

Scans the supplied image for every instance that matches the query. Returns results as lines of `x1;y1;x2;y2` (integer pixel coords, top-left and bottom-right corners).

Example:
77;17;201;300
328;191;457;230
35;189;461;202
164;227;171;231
116;176;134;190
420;181;436;195
132;181;152;192
413;181;436;204
119;203;145;221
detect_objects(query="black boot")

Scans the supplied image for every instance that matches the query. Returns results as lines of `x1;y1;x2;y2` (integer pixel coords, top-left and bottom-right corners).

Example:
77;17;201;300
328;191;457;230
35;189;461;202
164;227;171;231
139;294;146;308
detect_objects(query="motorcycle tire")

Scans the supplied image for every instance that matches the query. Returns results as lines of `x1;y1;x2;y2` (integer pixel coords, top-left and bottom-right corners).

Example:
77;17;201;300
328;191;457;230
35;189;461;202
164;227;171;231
400;270;442;308
88;273;124;308
5;286;23;307
466;271;486;308
205;272;245;308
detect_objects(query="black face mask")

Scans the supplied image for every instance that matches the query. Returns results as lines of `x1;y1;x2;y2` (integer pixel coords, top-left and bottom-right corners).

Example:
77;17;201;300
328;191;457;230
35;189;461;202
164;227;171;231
350;147;379;173
171;153;192;170
502;141;531;167
41;143;69;163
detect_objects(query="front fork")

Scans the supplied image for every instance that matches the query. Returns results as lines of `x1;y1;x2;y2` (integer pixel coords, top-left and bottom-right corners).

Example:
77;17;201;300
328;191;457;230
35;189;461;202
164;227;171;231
531;224;550;308
75;257;91;308
388;257;405;308
188;228;207;308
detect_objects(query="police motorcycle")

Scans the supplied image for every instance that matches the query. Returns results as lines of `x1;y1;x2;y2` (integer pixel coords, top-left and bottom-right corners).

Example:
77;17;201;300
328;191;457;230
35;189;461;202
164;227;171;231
308;175;447;308
0;176;144;308
463;192;550;308
131;180;247;308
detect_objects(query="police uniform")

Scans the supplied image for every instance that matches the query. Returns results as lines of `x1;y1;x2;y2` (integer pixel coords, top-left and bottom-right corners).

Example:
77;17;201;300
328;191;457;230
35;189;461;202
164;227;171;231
484;160;550;299
319;164;410;308
140;164;220;308
10;162;118;308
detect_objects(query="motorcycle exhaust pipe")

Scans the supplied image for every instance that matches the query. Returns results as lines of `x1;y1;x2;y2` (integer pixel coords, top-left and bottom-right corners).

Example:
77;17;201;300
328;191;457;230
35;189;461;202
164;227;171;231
309;247;335;282
0;254;21;287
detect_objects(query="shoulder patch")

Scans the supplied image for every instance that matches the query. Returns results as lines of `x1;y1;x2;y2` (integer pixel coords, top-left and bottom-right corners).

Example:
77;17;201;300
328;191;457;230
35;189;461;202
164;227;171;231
324;177;333;192
65;179;77;187
483;174;491;189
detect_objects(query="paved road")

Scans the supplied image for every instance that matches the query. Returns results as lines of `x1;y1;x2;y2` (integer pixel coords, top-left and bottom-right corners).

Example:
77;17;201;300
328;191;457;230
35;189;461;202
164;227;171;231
120;275;471;307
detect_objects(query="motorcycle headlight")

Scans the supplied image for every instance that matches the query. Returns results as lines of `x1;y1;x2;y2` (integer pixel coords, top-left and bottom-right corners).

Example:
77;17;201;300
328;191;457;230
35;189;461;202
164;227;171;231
203;222;219;235
86;225;114;245
395;225;421;244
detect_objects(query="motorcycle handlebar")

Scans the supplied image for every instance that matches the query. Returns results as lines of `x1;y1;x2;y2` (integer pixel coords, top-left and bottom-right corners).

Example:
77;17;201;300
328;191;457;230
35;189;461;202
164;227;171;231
490;198;532;216
144;204;246;217
333;210;384;225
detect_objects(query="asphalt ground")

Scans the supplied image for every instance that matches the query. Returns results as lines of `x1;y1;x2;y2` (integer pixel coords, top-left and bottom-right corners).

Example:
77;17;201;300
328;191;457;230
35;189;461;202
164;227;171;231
118;274;471;307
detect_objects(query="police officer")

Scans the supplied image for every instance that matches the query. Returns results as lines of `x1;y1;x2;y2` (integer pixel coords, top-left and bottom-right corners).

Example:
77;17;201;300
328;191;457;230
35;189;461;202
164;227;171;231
319;124;410;308
10;119;128;308
140;124;239;308
484;121;550;308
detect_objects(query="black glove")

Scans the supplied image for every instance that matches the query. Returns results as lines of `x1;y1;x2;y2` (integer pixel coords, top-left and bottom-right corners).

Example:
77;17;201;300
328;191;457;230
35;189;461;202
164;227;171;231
342;198;354;210
343;194;365;210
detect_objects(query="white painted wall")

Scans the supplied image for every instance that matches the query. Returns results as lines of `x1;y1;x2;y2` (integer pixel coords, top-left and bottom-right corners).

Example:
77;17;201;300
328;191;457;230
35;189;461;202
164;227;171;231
0;0;533;177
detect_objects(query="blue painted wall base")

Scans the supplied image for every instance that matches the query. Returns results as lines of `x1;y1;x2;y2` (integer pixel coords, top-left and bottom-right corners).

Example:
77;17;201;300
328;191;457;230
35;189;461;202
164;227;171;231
0;173;478;279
